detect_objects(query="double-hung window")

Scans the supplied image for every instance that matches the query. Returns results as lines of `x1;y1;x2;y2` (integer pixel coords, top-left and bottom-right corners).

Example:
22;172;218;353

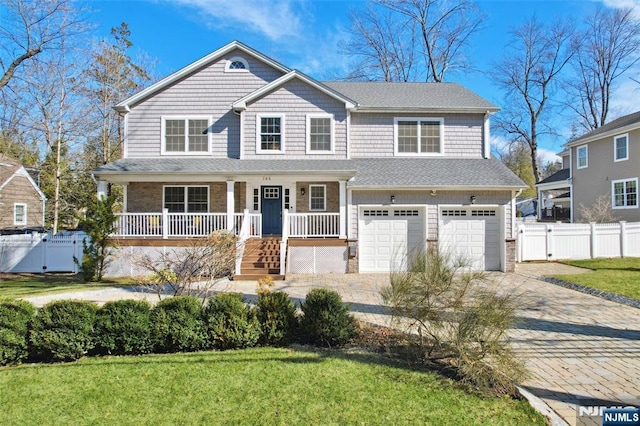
576;145;588;169
612;178;638;209
394;118;444;155
309;185;326;211
614;134;628;162
306;114;334;153
164;186;209;213
257;114;285;153
13;203;26;226
162;117;210;154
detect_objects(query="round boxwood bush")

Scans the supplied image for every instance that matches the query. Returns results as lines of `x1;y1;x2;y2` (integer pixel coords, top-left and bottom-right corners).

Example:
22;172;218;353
299;288;357;347
93;299;152;355
204;293;261;350
256;291;298;346
150;296;207;353
0;299;36;365
29;300;98;362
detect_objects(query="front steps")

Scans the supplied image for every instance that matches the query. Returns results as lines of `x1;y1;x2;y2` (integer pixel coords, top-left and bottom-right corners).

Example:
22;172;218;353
235;238;285;281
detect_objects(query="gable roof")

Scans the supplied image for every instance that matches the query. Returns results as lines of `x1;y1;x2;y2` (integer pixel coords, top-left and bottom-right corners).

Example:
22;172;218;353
233;71;357;111
323;82;499;113
536;168;570;186
114;40;291;112
0;154;46;200
567;110;640;146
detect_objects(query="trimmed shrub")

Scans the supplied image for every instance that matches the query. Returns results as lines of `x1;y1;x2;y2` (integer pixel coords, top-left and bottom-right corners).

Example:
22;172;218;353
299;288;357;347
29;300;98;362
0;299;36;365
94;300;152;355
150;296;207;353
256;291;298;346
205;293;261;350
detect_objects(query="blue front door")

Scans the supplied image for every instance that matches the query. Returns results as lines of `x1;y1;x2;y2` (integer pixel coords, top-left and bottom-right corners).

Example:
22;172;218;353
261;186;282;235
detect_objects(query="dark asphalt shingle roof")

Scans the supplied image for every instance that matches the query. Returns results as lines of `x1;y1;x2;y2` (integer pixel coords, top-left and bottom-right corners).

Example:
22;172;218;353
536;168;570;185
94;157;525;188
569;110;640;144
322;82;498;111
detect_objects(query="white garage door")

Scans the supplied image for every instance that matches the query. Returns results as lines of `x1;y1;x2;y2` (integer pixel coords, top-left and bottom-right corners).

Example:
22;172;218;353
359;208;425;272
439;209;500;271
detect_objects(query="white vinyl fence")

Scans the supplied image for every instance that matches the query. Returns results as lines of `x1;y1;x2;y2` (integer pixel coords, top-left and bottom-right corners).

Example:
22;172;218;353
0;232;86;273
516;221;640;262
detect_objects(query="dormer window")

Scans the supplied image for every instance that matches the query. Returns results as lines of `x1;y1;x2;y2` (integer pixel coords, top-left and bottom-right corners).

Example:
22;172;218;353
225;56;249;72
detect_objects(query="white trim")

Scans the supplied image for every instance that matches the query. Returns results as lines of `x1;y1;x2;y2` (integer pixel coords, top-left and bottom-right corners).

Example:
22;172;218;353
225;56;249;73
305;114;335;154
566;120;640;147
239;110;245;159
393;117;445;156
576;145;588;169
256;114;286;154
346;111;351;160
611;177;638;209
123;113;129;158
614;133;629;162
13;203;27;226
483;112;490;159
0;167;46;201
160;116;212;155
309;184;327;211
162;185;210;213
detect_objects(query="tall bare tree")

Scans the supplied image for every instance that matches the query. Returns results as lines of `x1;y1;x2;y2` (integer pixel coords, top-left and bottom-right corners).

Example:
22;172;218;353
494;17;575;183
0;0;81;90
345;0;484;82
566;7;640;131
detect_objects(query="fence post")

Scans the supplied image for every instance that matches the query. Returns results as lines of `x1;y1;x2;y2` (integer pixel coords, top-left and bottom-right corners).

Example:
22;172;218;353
545;223;553;260
162;208;169;239
517;224;525;262
590;222;597;259
620;221;627;258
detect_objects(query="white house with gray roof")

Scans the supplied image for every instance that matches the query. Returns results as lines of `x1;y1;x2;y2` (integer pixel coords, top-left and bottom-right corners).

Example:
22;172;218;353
93;41;525;277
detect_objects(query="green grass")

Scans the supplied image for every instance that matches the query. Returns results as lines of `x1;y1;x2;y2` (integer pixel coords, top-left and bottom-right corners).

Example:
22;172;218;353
556;257;640;300
0;274;133;299
0;347;544;425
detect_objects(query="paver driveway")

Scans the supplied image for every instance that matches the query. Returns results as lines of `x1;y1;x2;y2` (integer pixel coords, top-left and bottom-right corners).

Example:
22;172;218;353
25;264;640;426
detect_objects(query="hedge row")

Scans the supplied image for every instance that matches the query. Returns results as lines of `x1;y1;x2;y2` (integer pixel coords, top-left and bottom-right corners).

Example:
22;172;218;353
0;288;358;366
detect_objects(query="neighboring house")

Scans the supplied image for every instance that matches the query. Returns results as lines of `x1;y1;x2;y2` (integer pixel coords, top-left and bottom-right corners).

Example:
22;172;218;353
535;149;571;222
0;154;46;229
538;111;639;223
93;41;525;277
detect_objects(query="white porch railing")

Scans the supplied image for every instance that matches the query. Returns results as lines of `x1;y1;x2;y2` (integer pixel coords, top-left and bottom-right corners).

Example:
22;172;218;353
287;212;341;237
168;213;227;237
115;213;164;237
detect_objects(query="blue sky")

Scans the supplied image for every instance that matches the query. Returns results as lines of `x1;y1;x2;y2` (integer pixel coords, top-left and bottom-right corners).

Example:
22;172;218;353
88;0;640;162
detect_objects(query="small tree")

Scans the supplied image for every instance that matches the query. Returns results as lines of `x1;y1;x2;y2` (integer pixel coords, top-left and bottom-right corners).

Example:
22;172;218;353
75;194;119;281
578;195;619;223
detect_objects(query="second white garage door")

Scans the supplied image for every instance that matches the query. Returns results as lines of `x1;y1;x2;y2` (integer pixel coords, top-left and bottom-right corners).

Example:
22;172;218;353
359;208;425;272
439;209;500;271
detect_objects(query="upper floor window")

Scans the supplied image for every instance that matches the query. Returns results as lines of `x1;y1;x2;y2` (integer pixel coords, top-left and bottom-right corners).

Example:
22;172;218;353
257;114;285;154
394;118;444;155
614;134;628;162
164;186;209;213
162;117;210;155
225;56;249;72
306;114;334;153
309;184;326;211
576;145;588;169
14;203;26;226
612;178;637;209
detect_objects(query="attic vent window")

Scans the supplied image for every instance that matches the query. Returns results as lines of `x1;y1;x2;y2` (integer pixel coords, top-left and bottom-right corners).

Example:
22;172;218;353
225;57;249;72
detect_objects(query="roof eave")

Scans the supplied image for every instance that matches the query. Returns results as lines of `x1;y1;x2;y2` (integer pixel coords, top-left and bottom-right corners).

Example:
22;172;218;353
348;184;525;190
567;121;640;147
352;106;500;114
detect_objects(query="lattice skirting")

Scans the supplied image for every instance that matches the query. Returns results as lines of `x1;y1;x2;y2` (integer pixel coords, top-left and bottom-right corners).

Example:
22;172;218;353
287;246;348;274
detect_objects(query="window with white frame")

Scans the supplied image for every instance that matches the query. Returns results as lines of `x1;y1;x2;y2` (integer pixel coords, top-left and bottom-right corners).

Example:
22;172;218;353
612;178;638;209
577;145;588;169
309;185;326;211
257;115;284;153
394;118;443;155
614;134;628;162
225;56;249;72
13;203;26;225
164;186;209;213
162;118;210;154
306;114;334;153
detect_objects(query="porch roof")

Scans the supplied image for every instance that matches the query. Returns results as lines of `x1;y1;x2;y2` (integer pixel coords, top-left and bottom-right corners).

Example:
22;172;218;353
93;157;525;189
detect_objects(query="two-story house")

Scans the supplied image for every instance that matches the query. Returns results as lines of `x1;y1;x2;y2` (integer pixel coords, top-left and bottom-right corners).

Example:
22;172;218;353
93;41;525;277
537;111;639;223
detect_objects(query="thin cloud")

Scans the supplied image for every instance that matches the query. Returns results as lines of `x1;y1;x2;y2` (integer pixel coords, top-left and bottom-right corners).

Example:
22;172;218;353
601;0;640;18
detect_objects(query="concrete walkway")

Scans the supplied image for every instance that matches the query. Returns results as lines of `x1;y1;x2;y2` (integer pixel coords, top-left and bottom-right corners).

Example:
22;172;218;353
25;264;640;426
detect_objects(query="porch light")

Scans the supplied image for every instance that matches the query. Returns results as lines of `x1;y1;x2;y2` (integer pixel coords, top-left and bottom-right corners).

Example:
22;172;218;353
430;190;437;197
301;188;305;196
390;195;395;204
470;195;476;204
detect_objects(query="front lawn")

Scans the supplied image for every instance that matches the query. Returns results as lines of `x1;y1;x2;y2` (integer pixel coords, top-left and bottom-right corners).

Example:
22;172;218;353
0;347;544;425
556;258;640;300
0;274;132;299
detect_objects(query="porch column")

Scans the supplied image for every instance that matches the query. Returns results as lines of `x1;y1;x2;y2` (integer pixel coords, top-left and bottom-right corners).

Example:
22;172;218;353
97;180;108;200
339;180;347;239
227;180;235;232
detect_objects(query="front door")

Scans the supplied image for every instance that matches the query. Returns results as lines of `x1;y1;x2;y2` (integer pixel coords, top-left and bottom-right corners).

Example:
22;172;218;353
261;186;282;235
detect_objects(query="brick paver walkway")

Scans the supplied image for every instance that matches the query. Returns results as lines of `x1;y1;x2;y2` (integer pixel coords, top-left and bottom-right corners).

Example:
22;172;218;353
25;264;640;426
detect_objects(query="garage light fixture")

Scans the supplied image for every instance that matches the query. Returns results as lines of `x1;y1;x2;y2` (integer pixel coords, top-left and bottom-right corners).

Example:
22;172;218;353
390;195;395;204
470;195;476;204
430;190;437;197
301;188;305;196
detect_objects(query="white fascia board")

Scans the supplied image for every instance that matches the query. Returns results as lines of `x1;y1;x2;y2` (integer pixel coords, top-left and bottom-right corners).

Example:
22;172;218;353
94;170;357;184
114;41;291;111
347;184;525;191
566;122;640;147
353;106;500;114
0;167;47;200
535;180;571;190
